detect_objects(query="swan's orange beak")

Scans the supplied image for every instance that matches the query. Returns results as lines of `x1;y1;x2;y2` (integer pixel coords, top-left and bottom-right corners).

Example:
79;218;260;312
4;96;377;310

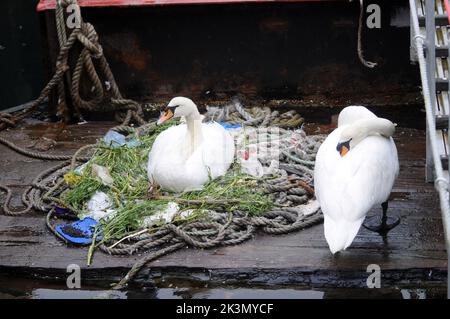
157;109;174;125
340;145;349;157
337;139;351;157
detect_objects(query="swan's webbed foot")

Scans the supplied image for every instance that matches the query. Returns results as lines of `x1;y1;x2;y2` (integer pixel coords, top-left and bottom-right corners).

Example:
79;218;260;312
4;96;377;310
363;201;400;235
363;215;400;234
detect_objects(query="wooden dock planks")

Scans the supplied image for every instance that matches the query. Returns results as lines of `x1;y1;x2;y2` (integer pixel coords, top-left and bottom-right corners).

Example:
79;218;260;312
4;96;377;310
0;120;447;288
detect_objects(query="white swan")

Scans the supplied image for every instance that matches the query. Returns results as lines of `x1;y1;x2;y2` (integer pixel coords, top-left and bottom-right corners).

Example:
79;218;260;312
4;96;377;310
314;106;399;254
147;97;235;192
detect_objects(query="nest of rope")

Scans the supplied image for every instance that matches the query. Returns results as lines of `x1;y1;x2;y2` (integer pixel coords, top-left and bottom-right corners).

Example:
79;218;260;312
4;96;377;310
1;103;325;290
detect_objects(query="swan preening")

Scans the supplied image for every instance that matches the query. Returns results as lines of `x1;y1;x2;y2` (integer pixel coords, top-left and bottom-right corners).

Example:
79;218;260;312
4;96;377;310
147;97;235;192
314;106;399;254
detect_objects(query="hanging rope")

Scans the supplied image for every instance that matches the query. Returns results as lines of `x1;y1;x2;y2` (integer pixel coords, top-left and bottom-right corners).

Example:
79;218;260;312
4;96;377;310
0;0;150;133
358;0;378;68
0;0;154;215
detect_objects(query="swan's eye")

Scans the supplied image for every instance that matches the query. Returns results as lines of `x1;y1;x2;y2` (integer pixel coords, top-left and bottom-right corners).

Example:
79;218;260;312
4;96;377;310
166;105;178;114
336;139;351;157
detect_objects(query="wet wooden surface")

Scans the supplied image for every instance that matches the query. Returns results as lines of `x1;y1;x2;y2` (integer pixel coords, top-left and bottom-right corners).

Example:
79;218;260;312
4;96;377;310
0;119;447;288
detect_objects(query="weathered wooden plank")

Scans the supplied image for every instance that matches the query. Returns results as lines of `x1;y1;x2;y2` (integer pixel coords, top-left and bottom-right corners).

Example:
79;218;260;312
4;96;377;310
0;208;445;269
0;121;447;288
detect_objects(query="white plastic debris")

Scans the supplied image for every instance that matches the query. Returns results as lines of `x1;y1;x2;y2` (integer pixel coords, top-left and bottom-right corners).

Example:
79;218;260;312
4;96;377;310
141;202;180;227
81;191;116;222
237;145;264;178
239;157;264;177
178;209;195;219
87;191;112;211
299;200;321;216
262;159;280;175
92;164;114;186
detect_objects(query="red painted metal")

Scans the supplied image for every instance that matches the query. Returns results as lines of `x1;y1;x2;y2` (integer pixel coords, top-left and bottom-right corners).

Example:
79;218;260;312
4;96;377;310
37;0;327;11
445;0;450;24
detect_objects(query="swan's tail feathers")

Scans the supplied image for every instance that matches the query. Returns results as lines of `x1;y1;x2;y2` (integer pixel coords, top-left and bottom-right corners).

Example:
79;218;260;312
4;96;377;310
324;216;364;254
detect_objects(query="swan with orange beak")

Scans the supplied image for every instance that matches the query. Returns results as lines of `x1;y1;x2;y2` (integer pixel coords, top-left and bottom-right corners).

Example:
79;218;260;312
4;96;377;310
147;97;235;192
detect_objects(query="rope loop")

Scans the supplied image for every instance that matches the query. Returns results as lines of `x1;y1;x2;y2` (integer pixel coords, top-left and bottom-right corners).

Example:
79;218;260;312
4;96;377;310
0;113;17;127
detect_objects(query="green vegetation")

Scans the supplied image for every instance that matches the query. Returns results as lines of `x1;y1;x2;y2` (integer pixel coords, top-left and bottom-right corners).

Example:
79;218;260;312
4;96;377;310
59;120;272;247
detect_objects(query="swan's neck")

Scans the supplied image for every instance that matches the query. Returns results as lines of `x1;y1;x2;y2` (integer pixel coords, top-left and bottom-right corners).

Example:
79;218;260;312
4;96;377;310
185;111;204;155
358;118;395;138
342;118;395;147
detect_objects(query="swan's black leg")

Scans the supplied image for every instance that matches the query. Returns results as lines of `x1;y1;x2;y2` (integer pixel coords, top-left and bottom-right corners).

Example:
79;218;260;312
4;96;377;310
363;201;400;234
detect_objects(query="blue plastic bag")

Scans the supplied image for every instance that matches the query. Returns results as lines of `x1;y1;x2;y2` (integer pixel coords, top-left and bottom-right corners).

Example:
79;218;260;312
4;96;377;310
55;218;103;245
217;122;242;130
103;130;142;148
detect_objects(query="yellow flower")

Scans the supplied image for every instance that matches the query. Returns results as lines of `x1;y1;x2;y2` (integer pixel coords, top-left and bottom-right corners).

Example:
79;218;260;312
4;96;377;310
64;172;82;187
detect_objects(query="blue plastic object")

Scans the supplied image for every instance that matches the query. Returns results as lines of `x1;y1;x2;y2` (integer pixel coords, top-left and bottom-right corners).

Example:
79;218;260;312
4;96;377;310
217;122;242;129
55;218;103;245
103;130;142;148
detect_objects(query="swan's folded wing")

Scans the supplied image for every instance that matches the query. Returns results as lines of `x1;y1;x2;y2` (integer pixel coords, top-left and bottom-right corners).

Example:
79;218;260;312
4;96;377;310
147;125;187;182
201;123;235;178
315;134;398;223
337;136;398;221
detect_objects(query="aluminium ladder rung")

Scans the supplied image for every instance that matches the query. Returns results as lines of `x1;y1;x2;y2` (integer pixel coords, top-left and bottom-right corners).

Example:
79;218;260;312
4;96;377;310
436;114;449;129
419;14;449;26
441;154;449;170
435;78;450;91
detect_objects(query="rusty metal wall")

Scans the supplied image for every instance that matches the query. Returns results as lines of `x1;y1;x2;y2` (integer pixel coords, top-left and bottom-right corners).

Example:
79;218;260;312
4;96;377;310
39;1;422;122
0;0;45;110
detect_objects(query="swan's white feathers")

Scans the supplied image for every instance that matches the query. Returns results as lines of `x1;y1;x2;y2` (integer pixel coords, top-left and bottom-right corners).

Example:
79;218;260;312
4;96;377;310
148;122;235;192
315;106;399;253
337;105;377;127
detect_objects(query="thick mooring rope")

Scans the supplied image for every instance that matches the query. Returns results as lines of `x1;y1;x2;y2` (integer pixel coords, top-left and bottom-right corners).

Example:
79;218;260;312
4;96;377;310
205;98;304;129
0;0;149;130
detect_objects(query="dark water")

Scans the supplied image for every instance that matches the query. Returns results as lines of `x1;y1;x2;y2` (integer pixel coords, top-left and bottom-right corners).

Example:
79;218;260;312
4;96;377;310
0;275;446;299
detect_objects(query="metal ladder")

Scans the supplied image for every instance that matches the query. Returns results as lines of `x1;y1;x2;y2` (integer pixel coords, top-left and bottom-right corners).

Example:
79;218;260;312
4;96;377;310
410;0;450;299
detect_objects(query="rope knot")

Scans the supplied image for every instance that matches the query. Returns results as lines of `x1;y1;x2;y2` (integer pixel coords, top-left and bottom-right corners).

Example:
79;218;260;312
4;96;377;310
0;113;17;127
60;0;78;9
77;23;103;58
